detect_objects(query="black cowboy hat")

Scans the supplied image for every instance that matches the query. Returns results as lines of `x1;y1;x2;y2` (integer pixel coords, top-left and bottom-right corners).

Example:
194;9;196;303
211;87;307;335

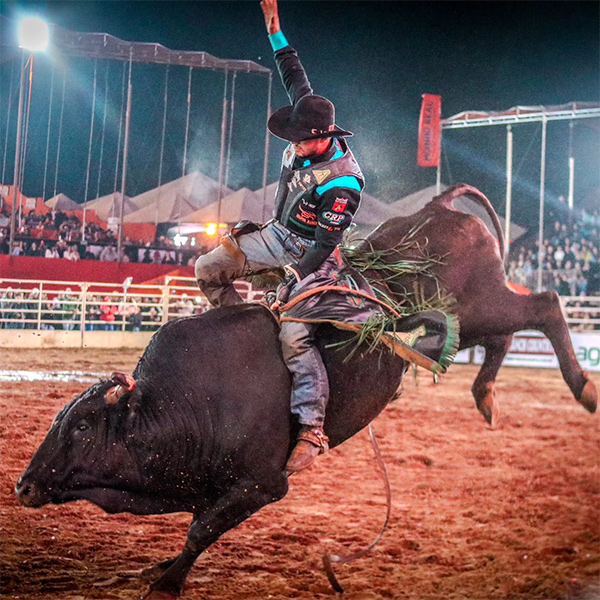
268;95;353;142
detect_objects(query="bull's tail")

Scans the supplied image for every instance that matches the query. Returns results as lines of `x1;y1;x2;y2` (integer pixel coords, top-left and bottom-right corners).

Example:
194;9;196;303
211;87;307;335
432;183;505;261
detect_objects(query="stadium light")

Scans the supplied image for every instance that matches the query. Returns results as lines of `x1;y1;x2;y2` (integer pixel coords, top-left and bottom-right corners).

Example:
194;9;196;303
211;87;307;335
18;16;50;52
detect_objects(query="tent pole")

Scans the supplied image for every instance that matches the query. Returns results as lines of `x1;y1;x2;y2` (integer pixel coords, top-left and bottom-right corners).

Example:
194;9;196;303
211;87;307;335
9;51;26;255
261;71;273;222
95;60;110;201
118;53;133;263
82;59;98;239
41;64;55;201
536;116;547;293
181;66;193;179
224;71;237;189
113;61;127;194
567;120;574;211
53;69;67;199
156;63;170;227
217;70;229;232
2;57;16;208
504;124;513;262
18;54;34;228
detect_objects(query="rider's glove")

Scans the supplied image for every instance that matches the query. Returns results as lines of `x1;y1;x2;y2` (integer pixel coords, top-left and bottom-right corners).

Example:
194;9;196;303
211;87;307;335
271;264;300;312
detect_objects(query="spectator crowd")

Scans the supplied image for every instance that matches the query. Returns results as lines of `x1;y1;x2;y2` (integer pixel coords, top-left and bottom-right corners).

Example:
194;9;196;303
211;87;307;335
0;207;211;266
507;207;599;297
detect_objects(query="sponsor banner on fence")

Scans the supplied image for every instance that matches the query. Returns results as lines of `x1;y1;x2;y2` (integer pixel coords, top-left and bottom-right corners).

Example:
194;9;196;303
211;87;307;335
472;330;600;372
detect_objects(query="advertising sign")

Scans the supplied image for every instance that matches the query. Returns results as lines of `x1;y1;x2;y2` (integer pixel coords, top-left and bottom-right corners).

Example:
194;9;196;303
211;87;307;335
472;330;600;372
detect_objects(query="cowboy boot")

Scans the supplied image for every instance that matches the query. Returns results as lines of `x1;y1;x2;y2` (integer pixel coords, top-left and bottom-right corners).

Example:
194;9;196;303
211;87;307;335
286;425;330;474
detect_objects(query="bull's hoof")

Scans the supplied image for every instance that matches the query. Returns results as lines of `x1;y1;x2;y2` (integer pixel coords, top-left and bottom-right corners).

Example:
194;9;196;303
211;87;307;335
140;565;168;583
141;590;179;600
140;557;178;583
578;373;598;414
476;383;500;429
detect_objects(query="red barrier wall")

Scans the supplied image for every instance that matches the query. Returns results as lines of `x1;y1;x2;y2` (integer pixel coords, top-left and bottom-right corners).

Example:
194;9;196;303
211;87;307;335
0;255;194;284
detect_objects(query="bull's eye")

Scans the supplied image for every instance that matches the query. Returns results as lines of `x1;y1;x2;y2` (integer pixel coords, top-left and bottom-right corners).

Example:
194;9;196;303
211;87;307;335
78;423;89;432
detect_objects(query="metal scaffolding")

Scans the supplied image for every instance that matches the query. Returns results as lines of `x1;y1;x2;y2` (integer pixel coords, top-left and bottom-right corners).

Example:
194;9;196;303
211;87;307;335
436;102;600;289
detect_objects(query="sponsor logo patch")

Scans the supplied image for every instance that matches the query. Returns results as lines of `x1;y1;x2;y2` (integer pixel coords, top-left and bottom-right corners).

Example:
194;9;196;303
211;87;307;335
322;211;344;223
313;169;331;185
332;197;348;213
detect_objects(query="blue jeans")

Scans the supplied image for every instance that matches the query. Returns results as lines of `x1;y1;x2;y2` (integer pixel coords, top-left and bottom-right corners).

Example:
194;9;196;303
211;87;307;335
195;221;330;427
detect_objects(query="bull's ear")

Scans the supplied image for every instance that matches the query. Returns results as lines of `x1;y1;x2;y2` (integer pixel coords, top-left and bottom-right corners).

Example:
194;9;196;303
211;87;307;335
105;372;137;405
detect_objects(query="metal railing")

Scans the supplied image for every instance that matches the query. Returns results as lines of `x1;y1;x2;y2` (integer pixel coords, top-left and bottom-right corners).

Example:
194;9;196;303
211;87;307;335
0;277;264;332
0;277;598;332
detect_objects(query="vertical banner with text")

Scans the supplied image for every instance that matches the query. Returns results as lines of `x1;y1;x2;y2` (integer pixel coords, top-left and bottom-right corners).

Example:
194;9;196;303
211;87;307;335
417;94;442;167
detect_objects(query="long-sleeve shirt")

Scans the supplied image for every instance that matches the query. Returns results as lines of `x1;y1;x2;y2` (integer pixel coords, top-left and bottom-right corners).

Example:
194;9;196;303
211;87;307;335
269;32;363;279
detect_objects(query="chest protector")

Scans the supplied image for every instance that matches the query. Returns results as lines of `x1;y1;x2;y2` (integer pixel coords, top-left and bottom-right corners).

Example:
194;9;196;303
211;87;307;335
273;138;364;239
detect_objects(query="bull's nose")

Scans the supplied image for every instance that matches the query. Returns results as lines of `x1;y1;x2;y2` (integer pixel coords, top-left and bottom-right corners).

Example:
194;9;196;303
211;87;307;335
15;478;44;507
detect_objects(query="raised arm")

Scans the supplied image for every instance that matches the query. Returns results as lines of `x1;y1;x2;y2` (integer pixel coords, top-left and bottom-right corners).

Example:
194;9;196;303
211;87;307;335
260;0;313;104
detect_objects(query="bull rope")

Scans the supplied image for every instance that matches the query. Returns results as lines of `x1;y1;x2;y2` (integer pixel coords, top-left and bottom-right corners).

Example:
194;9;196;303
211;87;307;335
322;424;392;593
277;285;447;373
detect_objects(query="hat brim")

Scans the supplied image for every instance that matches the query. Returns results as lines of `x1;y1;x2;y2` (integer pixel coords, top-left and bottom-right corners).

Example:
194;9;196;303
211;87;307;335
268;105;353;142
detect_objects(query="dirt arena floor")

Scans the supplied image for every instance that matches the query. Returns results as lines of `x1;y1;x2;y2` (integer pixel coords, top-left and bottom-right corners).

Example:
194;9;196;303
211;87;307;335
1;348;599;600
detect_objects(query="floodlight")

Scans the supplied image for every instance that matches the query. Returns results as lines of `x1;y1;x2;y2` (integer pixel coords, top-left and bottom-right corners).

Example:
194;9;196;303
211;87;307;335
18;16;50;52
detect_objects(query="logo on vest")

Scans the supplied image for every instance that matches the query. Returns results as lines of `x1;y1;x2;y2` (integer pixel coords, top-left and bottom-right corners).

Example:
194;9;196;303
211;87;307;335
332;197;348;213
313;169;331;185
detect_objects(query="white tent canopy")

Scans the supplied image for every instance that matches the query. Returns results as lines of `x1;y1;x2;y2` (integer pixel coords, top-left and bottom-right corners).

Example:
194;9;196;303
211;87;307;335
132;171;233;211
45;193;80;211
83;191;138;221
183;188;267;224
125;193;199;224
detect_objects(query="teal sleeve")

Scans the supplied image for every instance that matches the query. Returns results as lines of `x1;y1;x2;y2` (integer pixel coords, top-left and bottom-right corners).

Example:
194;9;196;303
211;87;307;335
268;31;289;52
316;176;362;195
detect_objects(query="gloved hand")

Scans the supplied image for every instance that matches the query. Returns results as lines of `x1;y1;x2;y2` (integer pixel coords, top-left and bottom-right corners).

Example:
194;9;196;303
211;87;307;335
270;265;300;312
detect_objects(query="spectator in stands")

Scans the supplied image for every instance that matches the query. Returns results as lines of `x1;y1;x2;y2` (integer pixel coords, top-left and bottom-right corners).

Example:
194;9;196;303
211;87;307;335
99;295;117;330
24;288;41;329
45;245;60;259
142;298;162;330
84;294;102;330
100;245;119;262
60;288;80;330
40;293;56;330
11;241;25;256
1;288;24;329
176;293;195;317
64;244;80;261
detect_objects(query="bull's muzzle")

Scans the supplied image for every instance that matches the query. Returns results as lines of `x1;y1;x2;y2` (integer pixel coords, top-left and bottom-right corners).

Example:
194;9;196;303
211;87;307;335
15;476;50;508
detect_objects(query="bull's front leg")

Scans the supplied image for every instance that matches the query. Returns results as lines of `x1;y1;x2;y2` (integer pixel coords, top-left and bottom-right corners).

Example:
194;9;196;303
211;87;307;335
142;474;288;600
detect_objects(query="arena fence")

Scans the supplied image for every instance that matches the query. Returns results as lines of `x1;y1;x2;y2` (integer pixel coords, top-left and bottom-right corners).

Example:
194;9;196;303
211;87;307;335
0;278;599;361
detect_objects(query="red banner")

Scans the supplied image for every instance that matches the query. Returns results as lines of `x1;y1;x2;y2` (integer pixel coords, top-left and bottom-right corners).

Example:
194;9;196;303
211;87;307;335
417;94;442;167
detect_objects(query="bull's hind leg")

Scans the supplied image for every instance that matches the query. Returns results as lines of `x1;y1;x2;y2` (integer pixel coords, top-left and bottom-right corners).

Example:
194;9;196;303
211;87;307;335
475;289;597;413
471;334;513;428
142;475;288;599
525;291;597;412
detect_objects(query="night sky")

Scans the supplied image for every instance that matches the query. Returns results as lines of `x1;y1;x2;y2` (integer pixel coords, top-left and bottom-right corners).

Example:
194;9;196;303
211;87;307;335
1;1;598;227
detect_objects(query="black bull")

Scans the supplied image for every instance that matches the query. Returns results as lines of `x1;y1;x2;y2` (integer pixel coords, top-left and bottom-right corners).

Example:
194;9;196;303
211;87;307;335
16;184;597;599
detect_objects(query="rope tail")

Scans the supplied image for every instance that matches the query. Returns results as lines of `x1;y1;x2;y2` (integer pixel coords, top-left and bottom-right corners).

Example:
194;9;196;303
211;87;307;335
322;424;392;593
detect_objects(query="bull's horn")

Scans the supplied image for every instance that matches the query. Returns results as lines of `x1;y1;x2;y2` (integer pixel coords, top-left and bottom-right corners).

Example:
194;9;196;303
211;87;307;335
105;372;137;405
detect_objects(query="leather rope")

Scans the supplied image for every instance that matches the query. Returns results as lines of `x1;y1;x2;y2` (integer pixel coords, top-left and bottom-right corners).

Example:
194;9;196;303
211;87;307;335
322;424;392;593
278;284;405;319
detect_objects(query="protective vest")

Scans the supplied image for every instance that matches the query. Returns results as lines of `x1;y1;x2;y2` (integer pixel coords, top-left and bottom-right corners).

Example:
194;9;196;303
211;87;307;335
273;138;364;239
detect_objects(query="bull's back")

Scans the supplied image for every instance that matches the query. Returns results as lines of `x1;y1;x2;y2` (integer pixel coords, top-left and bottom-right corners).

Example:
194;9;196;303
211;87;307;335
135;304;406;452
